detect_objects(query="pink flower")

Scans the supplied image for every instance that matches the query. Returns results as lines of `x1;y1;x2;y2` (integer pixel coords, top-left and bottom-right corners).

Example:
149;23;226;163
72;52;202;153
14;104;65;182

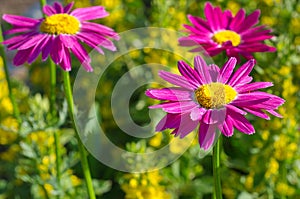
146;56;284;150
2;1;119;71
179;2;276;61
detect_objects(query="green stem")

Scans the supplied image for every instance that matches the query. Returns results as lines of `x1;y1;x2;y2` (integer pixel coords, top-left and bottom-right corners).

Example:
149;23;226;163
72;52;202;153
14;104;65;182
213;137;222;199
0;25;21;123
62;71;96;199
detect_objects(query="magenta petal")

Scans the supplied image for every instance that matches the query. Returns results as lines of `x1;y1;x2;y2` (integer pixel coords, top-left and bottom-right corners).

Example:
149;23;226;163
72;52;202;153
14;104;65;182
50;36;63;64
204;2;217;31
178;60;201;87
194;55;212;84
187;15;211;32
76;33;104;54
229;9;245;30
171;114;198;138
81;22;120;40
42;35;54;61
69;38;92;72
13;49;32;66
18;34;46;50
43;5;56;16
266;109;283;118
64;2;74;13
60;34;75;48
59;45;71;71
243;107;270;120
236;82;273;93
2;14;39;26
218;57;237;83
53;2;64;13
202;109;226;124
156;113;182;131
149;101;198;114
145;88;193;101
219;116;234;137
208;64;220;82
226;105;247;115
190;107;206;121
237;10;261;33
228;59;256;87
227;109;255;134
71;6;109;20
198;123;217;150
158;70;197;90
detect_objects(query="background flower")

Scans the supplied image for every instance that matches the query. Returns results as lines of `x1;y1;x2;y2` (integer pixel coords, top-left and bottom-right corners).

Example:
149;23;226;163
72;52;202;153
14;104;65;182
2;1;119;71
179;2;276;61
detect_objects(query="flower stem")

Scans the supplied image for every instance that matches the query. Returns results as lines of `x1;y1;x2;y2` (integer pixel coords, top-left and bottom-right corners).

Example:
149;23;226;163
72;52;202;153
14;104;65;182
213;137;222;199
62;71;96;199
0;25;21;123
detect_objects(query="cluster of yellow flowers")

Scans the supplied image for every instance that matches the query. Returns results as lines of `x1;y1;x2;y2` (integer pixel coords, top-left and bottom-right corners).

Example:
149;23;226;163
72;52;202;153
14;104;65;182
121;170;171;199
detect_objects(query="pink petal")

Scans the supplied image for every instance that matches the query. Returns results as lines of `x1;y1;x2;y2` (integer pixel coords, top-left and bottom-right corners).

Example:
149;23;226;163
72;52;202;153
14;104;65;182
178;60;201;87
149;101;198;114
198;123;217;150
208;64;220;82
227;109;255;134
202;109;226;124
50;36;63;64
190;107;206;121
64;2;74;13
194;55;212;84
236;82;273;93
13;49;32;66
171;114;199;138
219;116;234;137
228;59;256;87
158;70;197;90
43;5;56;16
145;88;193;101
71;6;109;20
2;14;39;27
218;57;237;83
156;113;182;131
53;2;64;13
237;10;261;33
229;9;246;30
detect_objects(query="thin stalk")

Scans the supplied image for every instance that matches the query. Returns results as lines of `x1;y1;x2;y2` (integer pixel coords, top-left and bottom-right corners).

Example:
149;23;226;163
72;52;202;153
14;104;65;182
0;25;21;123
62;71;96;199
213;137;222;199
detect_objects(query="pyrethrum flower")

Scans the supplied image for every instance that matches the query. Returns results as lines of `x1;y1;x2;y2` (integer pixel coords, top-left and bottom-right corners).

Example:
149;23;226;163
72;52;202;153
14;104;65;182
179;2;276;60
146;56;284;150
2;1;119;71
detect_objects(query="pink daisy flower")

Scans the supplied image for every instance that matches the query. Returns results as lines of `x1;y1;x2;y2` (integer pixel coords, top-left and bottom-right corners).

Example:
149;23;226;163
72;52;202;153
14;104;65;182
1;1;119;72
179;2;276;61
146;56;284;150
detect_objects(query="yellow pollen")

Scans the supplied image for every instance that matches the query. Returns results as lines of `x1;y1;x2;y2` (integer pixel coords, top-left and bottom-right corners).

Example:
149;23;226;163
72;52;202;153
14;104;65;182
40;14;80;35
212;30;241;47
194;82;237;109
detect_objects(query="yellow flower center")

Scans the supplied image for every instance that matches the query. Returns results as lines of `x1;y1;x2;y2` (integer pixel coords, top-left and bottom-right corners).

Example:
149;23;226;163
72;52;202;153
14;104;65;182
194;82;237;109
40;14;80;35
212;30;241;47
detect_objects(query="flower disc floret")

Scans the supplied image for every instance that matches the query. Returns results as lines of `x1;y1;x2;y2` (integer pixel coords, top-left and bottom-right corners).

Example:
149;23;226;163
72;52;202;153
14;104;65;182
40;14;80;35
195;83;237;109
212;30;241;47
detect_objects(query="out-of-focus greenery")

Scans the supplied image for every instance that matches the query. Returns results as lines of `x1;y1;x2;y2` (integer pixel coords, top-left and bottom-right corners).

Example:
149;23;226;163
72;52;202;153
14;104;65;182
0;0;299;198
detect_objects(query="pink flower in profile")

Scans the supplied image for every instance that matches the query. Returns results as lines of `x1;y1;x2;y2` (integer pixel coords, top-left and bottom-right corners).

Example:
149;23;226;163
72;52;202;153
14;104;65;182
146;56;284;150
179;2;276;61
2;1;119;71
